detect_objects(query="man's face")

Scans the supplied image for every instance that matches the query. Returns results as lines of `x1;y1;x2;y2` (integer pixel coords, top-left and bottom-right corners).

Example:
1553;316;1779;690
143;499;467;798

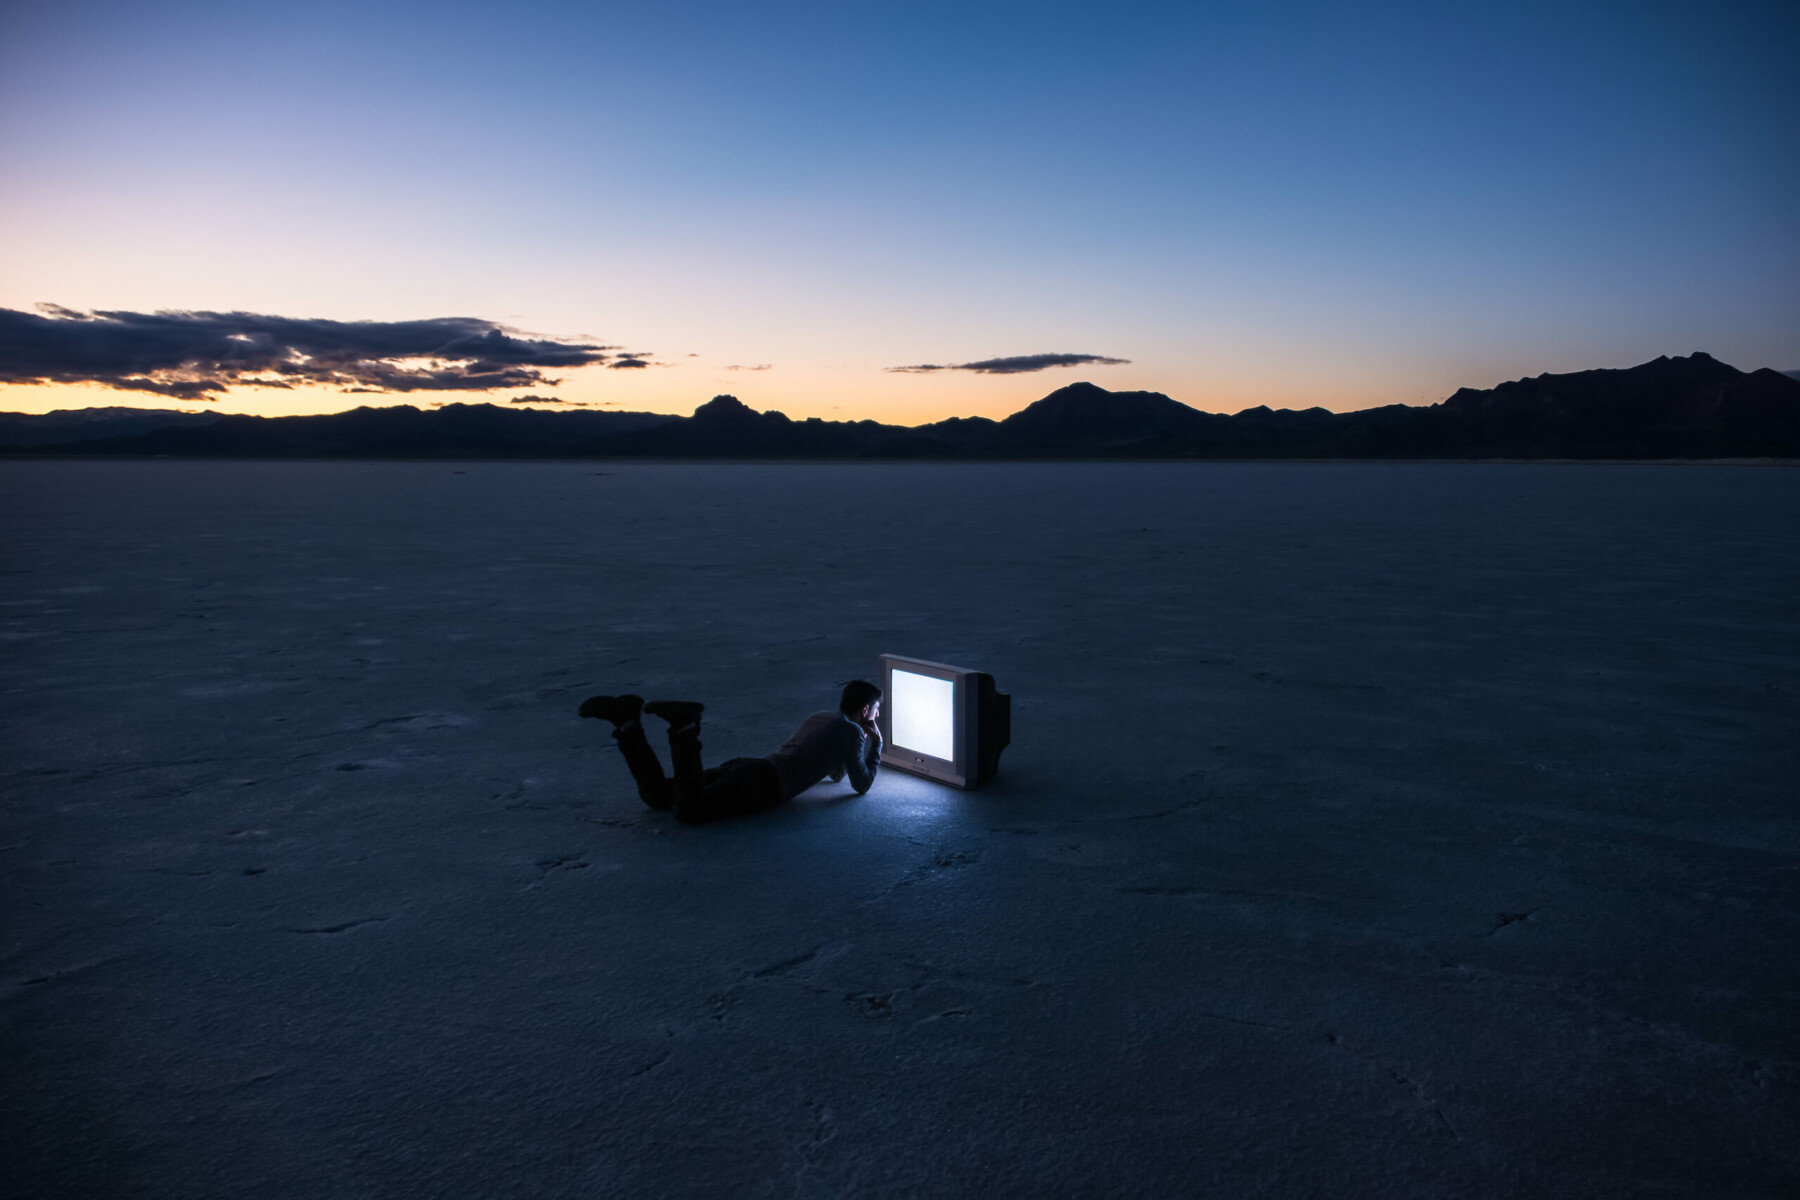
862;699;882;723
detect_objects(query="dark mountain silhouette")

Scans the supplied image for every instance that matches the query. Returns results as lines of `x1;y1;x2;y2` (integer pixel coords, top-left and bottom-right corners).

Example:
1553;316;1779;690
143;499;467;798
592;394;902;458
953;353;1800;459
2;402;677;458
0;405;222;447
6;354;1797;459
996;381;1216;445
1417;352;1800;458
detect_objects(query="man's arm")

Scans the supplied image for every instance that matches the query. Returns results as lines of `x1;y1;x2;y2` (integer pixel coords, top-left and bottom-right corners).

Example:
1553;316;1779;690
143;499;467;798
844;720;881;795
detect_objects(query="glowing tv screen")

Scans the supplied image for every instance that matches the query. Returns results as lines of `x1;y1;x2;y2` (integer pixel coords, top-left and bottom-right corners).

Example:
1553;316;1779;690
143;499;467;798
877;654;1010;789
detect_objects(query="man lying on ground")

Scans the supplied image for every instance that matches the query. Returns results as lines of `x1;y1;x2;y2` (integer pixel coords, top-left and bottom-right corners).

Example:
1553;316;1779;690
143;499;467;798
579;680;883;824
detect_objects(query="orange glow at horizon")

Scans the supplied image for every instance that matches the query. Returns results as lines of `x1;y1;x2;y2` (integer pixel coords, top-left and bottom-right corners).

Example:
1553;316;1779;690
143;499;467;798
0;362;1443;425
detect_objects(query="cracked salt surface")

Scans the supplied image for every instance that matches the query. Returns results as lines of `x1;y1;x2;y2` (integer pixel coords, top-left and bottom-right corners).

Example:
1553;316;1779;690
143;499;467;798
2;460;1798;1198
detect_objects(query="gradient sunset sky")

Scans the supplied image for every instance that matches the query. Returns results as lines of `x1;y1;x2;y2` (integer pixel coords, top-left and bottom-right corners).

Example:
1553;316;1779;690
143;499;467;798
2;0;1795;424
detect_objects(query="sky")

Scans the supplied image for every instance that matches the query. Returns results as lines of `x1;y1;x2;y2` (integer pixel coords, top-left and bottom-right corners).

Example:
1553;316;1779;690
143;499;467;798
1;0;1795;424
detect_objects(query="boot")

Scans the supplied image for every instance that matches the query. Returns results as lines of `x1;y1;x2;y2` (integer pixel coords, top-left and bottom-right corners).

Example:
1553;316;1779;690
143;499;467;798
643;699;704;732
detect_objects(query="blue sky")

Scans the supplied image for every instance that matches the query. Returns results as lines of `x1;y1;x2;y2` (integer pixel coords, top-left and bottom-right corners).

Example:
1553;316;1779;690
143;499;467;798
2;0;1794;421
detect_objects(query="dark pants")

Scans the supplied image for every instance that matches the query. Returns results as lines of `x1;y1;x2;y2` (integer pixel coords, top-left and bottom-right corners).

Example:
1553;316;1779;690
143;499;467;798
613;723;782;824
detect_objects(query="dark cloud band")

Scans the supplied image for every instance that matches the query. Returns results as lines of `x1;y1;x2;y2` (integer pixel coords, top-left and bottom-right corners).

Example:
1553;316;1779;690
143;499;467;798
0;305;634;399
887;352;1130;375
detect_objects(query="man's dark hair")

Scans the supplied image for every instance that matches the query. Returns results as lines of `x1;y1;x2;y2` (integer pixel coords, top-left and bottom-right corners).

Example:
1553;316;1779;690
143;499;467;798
839;679;883;715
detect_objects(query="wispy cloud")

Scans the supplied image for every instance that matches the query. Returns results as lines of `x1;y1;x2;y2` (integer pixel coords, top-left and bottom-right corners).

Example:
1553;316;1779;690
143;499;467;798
726;363;772;371
886;352;1130;375
0;304;639;400
508;394;591;405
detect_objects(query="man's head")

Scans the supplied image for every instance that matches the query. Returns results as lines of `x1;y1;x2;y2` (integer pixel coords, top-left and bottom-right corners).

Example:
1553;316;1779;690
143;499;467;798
839;679;883;722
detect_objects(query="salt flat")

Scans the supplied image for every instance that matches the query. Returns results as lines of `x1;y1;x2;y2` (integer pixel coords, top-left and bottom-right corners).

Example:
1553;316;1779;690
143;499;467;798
2;460;1796;1198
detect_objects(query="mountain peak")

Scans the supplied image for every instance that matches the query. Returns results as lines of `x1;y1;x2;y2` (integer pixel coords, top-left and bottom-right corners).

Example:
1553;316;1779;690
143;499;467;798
1037;380;1113;403
1000;380;1210;443
693;394;755;420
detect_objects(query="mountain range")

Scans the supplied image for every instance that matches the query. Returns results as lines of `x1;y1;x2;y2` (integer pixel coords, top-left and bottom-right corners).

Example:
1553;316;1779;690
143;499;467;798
3;353;1796;460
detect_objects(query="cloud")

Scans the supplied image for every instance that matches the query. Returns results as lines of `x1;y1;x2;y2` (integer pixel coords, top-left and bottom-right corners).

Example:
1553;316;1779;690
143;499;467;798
0;304;633;399
725;363;772;371
885;352;1130;375
508;394;591;406
608;357;650;369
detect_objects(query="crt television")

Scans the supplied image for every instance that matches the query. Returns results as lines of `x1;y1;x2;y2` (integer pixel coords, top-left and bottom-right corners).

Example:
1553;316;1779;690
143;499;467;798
877;654;1010;789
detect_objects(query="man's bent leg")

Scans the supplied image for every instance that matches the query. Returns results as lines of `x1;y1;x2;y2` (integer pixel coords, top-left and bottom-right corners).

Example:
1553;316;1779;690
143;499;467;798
676;757;782;825
666;725;709;817
613;722;674;811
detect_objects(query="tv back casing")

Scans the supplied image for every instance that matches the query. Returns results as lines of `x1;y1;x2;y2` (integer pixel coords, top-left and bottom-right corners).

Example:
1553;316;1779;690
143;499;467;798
877;654;1011;789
